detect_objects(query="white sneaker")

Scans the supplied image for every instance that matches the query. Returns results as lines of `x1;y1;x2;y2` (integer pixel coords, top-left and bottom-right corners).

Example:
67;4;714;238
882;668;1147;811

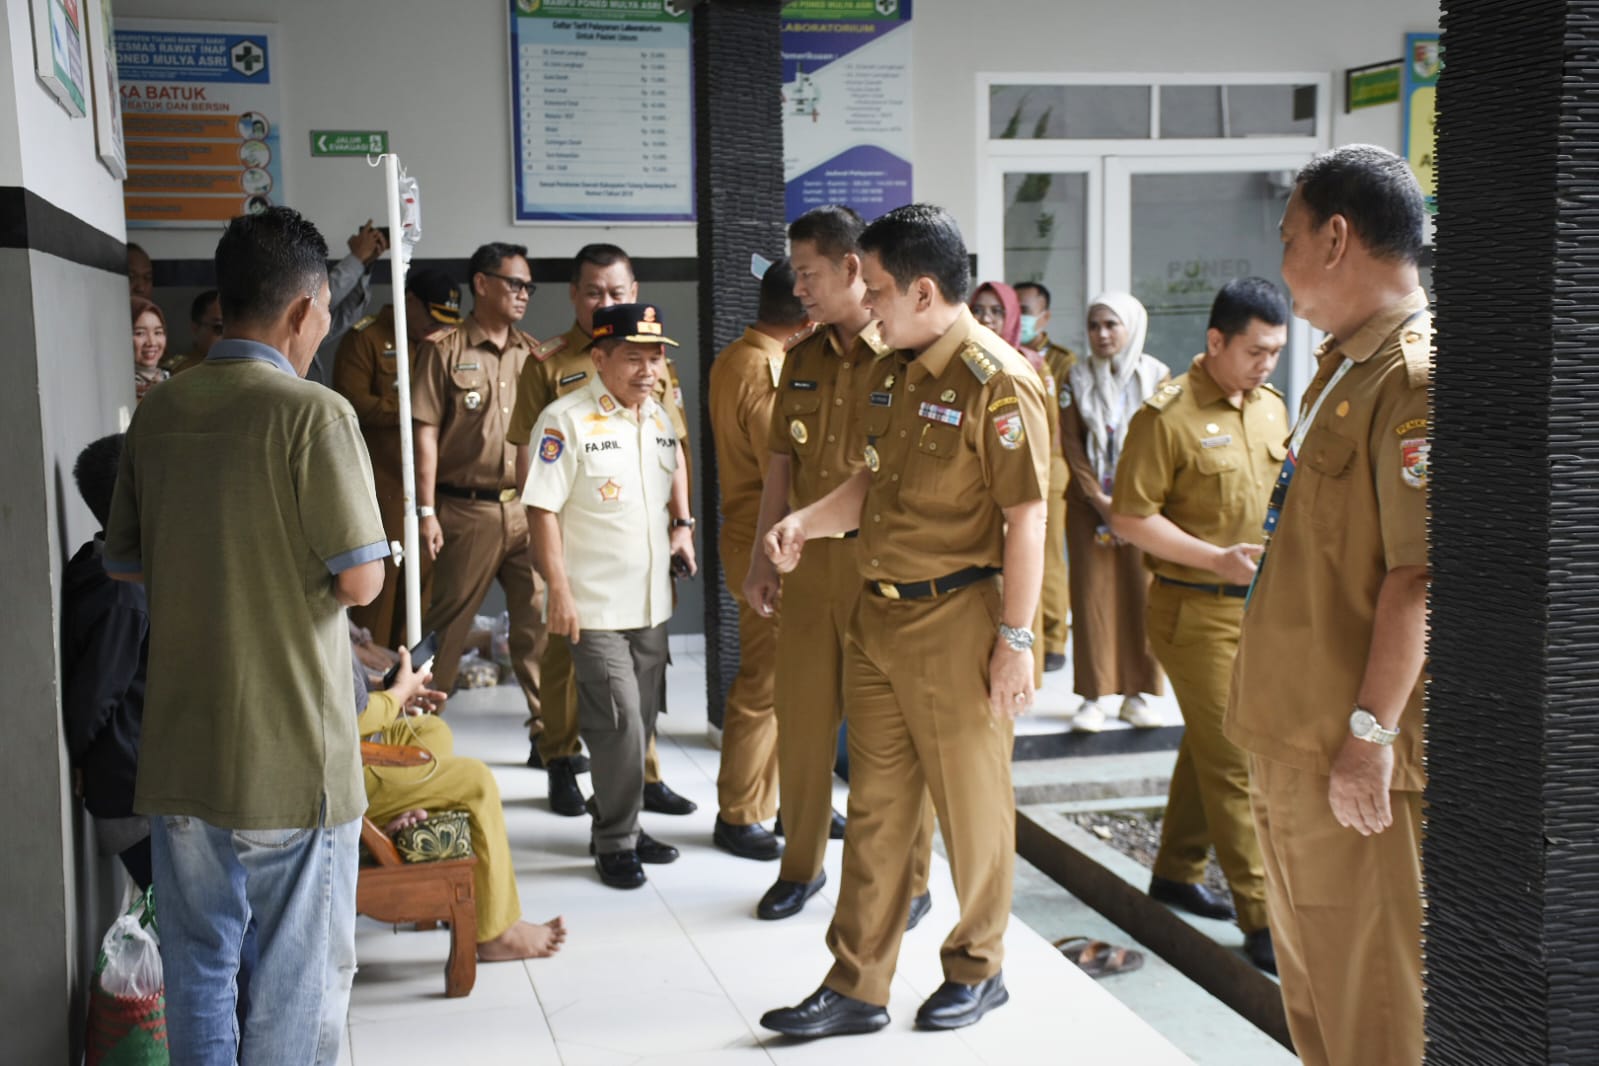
1119;695;1162;729
1070;699;1107;733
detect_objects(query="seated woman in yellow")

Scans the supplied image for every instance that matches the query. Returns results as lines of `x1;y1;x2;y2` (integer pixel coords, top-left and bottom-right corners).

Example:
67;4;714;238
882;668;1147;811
359;650;567;961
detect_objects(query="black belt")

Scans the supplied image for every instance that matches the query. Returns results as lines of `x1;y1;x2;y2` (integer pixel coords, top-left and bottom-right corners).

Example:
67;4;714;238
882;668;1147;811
1155;574;1249;598
438;484;520;504
868;565;1000;601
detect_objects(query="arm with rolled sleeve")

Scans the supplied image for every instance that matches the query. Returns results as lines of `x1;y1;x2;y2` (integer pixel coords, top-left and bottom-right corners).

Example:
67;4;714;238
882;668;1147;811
295;411;389;604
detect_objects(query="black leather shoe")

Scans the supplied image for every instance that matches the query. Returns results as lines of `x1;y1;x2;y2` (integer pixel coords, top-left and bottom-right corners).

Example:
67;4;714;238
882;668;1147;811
914;973;1009;1030
714;817;783;861
547;758;587;818
1149;876;1237;921
905;890;932;931
1044;652;1067;673
774;809;846;839
642;781;697;815
1244;927;1277;975
757;871;827;920
589;831;679;864
595;849;646;889
760;985;889;1038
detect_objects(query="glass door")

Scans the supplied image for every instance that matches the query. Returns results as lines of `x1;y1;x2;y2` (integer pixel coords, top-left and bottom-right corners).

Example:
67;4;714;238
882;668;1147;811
1106;154;1316;407
977;158;1101;354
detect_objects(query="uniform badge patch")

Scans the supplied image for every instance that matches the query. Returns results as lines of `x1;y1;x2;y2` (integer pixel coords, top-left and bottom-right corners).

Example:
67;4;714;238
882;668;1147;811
864;444;880;472
464;390;483;411
598;478;622;502
1401;437;1430;489
1059;389;1072;409
538;432;564;463
791;420;809;445
940;389;957;403
558;371;587;387
1395;417;1427;436
598;394;617;414
1335;400;1351;418
868;391;893;407
988;395;1019;413
458;362;480;372
1200;434;1233;449
992;412;1026;449
790;380;818;391
919;402;963;427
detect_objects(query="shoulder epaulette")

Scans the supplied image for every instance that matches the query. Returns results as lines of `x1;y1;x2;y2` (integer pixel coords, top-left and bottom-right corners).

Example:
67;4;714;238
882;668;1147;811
1260;381;1283;398
959;340;1001;385
352;314;378;332
860;321;892;357
784;323;821;352
1399;316;1433;390
1145;381;1183;412
534;334;567;362
516;328;541;353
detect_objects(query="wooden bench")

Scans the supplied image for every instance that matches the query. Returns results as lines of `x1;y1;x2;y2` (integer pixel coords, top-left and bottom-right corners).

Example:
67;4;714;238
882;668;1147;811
357;741;477;998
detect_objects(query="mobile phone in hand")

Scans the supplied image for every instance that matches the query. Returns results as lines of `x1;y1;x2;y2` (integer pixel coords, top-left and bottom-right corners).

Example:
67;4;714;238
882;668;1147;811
382;631;438;688
671;552;692;579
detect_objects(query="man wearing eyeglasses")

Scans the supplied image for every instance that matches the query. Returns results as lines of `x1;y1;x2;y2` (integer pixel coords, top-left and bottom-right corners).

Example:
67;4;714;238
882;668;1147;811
413;243;550;739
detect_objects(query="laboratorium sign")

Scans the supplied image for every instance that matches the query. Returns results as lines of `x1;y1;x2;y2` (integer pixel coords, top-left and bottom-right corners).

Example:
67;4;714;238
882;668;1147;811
115;18;285;229
509;0;695;224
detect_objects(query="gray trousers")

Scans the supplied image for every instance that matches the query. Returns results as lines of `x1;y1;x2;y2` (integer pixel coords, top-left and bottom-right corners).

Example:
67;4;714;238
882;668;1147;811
570;622;670;853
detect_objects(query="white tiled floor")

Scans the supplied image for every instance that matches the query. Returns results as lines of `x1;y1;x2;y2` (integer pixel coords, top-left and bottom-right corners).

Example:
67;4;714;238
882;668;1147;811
339;639;1193;1065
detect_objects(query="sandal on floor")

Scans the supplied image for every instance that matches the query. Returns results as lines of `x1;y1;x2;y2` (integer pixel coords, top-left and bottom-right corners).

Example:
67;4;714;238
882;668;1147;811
1053;936;1145;978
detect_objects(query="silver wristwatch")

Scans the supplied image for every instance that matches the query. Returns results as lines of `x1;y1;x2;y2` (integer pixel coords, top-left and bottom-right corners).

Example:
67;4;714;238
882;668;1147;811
1349;707;1399;747
998;624;1035;652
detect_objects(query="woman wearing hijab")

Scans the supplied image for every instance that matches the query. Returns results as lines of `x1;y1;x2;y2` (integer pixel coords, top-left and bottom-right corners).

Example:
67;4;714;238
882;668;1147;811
1059;293;1165;730
970;281;1070;686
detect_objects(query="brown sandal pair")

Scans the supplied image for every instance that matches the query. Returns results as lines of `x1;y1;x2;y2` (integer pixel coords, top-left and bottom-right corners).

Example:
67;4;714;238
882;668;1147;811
1053;936;1145;978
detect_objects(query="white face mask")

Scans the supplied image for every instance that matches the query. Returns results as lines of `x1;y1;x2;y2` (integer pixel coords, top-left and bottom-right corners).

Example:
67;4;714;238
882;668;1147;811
1018;314;1040;346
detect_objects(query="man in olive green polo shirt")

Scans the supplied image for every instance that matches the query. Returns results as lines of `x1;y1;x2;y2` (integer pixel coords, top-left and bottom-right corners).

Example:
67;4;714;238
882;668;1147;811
105;207;387;1066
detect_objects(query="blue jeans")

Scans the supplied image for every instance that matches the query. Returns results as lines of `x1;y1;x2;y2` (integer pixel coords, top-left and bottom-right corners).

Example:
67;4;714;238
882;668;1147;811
150;813;359;1066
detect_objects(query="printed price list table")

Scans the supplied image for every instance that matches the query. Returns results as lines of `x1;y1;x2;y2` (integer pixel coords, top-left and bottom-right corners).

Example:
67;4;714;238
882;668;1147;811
511;4;694;223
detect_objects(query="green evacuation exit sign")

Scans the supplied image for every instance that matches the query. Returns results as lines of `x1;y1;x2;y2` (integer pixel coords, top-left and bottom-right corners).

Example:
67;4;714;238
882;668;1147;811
311;130;389;157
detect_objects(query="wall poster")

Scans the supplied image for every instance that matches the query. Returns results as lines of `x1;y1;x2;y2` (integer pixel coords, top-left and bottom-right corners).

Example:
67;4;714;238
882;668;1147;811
114;19;284;228
1402;32;1440;215
86;0;125;179
510;0;695;223
781;0;913;223
31;0;88;117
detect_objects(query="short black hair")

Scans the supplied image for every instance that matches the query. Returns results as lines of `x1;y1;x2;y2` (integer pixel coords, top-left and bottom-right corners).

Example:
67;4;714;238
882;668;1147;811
758;258;807;327
1208;277;1289;338
127;243;147;258
571;243;633;285
213;207;329;327
1295;145;1425;264
189;289;219;324
788;204;865;262
858;203;970;304
73;434;124;528
1013;281;1051;309
468;242;529;284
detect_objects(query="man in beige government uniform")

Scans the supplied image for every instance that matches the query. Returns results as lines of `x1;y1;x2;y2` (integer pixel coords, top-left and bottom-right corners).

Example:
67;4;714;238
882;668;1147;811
705;259;809;862
413;243;547;735
745;206;932;924
332;268;461;650
507;244;692;816
761;204;1050;1039
1226;146;1432;1066
525;303;696;890
1110;277;1291;974
1015;281;1076;670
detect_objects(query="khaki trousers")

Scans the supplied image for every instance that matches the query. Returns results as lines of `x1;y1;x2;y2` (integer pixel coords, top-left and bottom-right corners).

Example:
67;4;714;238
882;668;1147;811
363;715;520;943
773;539;932;888
825;579;1012;1007
716;542;779;825
1146;584;1268;931
1250;755;1424;1066
425;498;547;721
537;635;662;780
1042;470;1070;657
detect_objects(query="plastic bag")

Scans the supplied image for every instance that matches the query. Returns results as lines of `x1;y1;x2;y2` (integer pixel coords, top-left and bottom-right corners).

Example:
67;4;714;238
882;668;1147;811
87;887;168;1064
490;610;512;671
456;648;501;689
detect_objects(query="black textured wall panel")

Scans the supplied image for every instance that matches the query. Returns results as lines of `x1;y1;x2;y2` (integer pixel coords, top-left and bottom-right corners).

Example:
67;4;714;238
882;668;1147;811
693;1;787;729
1428;3;1599;1062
